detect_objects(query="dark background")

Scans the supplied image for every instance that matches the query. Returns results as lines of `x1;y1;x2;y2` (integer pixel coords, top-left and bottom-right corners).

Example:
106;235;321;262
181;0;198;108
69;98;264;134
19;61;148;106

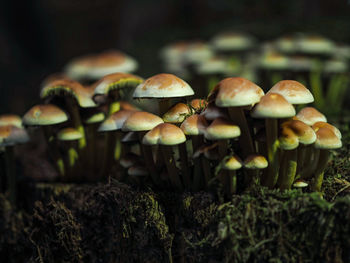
1;0;350;114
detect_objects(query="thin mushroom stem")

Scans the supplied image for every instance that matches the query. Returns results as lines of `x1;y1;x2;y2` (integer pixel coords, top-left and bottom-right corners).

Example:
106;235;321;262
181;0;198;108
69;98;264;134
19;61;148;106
178;142;190;188
301;148;320;179
5;146;16;207
310;149;330;192
218;140;228;160
160;145;183;190
158;99;171;116
262;118;280;188
108;90;121;115
100;132;117;180
65;98;86;150
228;107;255;157
228;170;237;195
138;132;159;185
191;136;202;191
277;149;297;190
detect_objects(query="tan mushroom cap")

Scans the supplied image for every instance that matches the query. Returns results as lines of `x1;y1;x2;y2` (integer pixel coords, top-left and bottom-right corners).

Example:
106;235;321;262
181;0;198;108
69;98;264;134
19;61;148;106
312;122;341;139
200;102;228;121
223;155;243;170
120;101;140;111
133;73;194;99
295;107;327;126
0;125;29;146
215;77;264;107
268;80;314;105
57;127;83;141
205;117;241;140
281;120;316;145
180;114;208;136
190;99;207;111
251;93;296;119
93;72;144;95
0;114;22;128
142;123;186;146
23;104;68;126
122;111;164;132
279;126;299;150
99;110;136;132
163;103;192;123
244;154;268;169
65;50;138;80
314;127;342;149
41;79;96;108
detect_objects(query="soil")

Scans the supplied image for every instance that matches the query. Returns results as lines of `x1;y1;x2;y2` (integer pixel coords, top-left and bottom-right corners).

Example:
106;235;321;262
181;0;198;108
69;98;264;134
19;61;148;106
1;125;350;263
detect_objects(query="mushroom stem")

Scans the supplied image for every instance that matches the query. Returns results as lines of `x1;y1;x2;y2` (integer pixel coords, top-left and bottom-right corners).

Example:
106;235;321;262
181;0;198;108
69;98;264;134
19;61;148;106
191;136;202;191
228;107;255;157
138;132;159;185
310;149;330;192
277;149;297;190
218;140;228;160
160;145;183;190
109;101;120;115
262;118;280;188
301;149;320;179
65;98;86;150
228;171;237;195
100;132;117;180
86;125;97;177
178;142;191;188
201;157;211;188
5;146;16;207
158;99;171;116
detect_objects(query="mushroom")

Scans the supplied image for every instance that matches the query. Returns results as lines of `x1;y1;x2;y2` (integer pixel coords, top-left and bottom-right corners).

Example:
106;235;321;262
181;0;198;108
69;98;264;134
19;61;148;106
133;73;194;115
162;103;192;124
251;93;296;188
243;154;268;187
220;154;243;195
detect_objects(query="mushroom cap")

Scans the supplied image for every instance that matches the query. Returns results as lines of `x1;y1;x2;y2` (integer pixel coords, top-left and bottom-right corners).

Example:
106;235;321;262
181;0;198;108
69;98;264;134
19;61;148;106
200;102;228;121
259;51;290;70
119;101;140;111
251;93;296;119
312;122;341;139
121;131;139;143
0;125;29;146
215;77;264;107
0;114;22;128
211;31;254;51
163;103;191;123
295;107;327;126
222;155;243;170
275;35;297;53
99;110;136;132
244;154;268;169
268;80;314;105
84;112;105;124
184;41;213;64
279;126;299;150
195;56;229;75
93;72;144;95
190;99;207;111
293;180;308;188
120;153;141;168
297;35;334;55
205;117;241;140
23;104;68;126
133;73;194;99
122;111;164;132
193;143;219;160
281;120;316;145
57;127;82;141
314;127;342;149
142;123;186;146
180;114;208;136
160;41;189;63
65;50;138;80
41;79;96;108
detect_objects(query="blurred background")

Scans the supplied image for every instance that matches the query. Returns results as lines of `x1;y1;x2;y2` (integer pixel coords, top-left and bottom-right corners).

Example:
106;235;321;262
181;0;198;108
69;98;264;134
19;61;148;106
1;0;350;114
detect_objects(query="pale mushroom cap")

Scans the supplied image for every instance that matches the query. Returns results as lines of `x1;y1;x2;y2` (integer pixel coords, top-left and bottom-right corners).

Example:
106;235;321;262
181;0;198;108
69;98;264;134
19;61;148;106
57;128;83;141
121;131;139;143
314;127;342;149
184;42;214;64
122;111;164;132
244;154;268;169
93;72;144;95
195;56;229;75
279;127;299;150
293;180;308;188
297;35;334;54
65;50;138;80
251;93;296;119
211;32;254;51
180;114;208;136
193;143;219;160
200;103;228;121
41;79;96;108
23;104;68;126
259;52;289;70
215;77;264;107
99;110;136;132
142;123;186;146
133;73;194;98
0;114;22;128
163;103;191;123
295;107;327;126
223;155;243;170
282;120;316;145
0;125;29;146
160;41;189;62
312;122;342;140
84;112;105;124
205;117;241;140
268;80;314;104
275;35;297;53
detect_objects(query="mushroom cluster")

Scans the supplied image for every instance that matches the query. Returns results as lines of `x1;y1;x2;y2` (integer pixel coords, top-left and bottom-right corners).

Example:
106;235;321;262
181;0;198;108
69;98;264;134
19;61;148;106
18;72;341;196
